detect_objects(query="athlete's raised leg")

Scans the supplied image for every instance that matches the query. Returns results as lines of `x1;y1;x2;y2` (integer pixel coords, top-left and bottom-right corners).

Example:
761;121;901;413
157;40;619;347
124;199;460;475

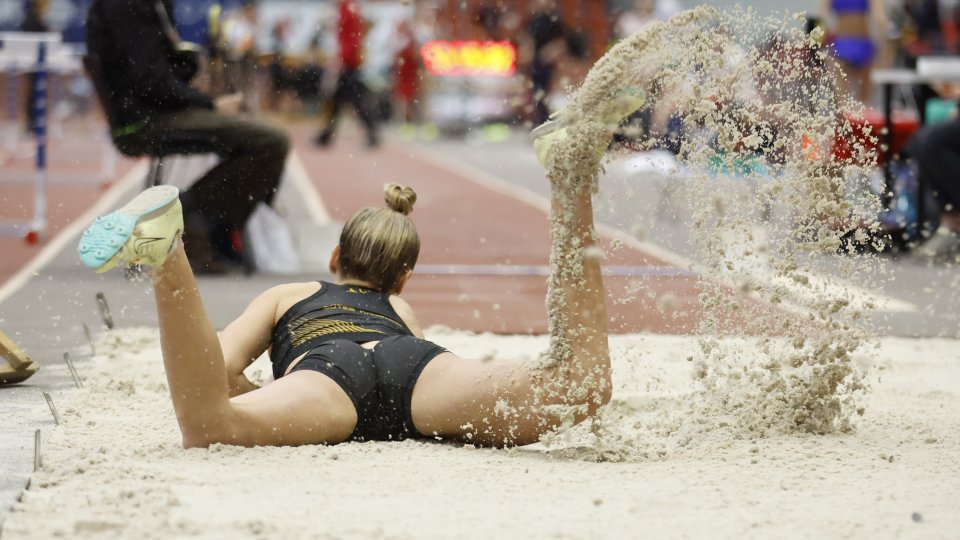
410;180;611;447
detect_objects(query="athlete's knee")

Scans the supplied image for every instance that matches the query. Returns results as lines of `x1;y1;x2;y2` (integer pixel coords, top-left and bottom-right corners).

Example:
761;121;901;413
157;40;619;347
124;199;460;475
176;405;236;449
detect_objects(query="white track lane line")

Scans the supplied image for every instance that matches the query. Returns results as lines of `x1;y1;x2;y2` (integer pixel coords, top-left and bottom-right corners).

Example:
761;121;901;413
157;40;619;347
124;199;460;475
0;159;149;305
405;144;916;314
286;151;331;225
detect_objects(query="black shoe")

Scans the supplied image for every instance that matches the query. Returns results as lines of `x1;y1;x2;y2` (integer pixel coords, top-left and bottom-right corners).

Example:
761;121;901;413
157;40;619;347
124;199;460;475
183;228;245;275
181;202;244;276
314;131;332;147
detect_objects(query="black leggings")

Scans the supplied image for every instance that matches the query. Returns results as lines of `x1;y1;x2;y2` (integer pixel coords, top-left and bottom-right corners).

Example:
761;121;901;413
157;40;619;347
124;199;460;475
288;336;448;441
908;117;960;214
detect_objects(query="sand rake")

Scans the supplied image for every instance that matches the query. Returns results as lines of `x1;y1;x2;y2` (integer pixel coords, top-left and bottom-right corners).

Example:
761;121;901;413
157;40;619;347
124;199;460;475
0;329;41;386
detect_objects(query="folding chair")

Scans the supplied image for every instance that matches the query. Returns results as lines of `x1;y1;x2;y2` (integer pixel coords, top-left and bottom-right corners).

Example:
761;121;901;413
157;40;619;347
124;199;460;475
82;54;166;189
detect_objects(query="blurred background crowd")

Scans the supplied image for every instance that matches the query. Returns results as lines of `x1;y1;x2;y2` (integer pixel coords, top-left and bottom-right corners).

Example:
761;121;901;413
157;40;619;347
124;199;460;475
4;0;958;136
3;0;960;260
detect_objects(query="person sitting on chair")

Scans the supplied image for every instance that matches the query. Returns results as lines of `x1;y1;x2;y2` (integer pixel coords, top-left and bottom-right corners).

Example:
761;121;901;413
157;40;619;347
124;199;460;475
86;0;289;273
906;115;960;262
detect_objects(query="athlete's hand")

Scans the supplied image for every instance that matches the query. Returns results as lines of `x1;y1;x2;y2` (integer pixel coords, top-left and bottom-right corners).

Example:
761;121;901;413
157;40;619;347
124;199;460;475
214;93;243;114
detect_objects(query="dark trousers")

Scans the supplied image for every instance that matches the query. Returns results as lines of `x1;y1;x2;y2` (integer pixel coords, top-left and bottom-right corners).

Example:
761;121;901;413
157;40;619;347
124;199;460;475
907;117;960;214
320;68;377;143
114;108;289;228
531;59;554;126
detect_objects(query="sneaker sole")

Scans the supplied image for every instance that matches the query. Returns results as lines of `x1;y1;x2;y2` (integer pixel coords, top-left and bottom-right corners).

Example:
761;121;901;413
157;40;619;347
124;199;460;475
78;185;181;272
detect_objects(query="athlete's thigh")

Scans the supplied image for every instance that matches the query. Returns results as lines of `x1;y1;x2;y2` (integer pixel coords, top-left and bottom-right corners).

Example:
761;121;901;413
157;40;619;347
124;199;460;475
409;352;534;440
224;370;358;446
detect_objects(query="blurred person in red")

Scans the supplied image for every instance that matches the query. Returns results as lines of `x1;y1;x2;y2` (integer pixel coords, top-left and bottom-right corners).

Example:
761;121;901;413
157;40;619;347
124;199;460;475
392;21;421;126
315;0;379;148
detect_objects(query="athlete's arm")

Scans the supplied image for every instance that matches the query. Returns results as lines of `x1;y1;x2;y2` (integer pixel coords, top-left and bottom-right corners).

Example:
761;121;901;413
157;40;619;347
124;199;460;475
389;295;424;339
220;285;288;396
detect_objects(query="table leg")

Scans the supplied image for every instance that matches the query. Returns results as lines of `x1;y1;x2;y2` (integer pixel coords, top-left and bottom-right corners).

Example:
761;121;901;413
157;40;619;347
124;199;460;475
882;82;893;209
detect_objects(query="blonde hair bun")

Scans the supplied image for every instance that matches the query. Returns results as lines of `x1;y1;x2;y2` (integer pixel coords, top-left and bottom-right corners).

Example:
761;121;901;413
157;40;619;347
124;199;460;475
384;184;417;216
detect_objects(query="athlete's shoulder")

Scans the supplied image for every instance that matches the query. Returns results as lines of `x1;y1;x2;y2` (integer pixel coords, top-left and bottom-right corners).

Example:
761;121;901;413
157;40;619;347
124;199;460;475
389;295;423;338
267;281;324;302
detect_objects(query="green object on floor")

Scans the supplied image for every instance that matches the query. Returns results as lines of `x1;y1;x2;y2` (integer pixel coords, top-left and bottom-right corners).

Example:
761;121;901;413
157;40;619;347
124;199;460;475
708;152;767;176
925;98;958;125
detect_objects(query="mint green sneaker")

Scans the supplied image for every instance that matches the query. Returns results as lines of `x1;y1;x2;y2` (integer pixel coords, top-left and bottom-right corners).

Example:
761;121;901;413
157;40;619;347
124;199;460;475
77;185;183;273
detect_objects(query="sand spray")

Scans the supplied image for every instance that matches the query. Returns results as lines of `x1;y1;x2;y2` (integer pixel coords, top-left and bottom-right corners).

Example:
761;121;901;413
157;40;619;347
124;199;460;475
534;6;883;460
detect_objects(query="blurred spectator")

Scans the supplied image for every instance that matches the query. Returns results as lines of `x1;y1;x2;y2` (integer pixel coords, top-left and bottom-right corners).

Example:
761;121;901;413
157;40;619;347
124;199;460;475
906;114;960;260
220;0;260;111
900;0;946;56
86;0;289;273
817;0;891;103
474;3;504;40
895;0;949;123
522;0;568;126
315;0;379;149
654;0;685;20
267;22;327;114
19;0;49;133
205;4;228;96
266;19;292;111
392;21;421;125
614;0;657;41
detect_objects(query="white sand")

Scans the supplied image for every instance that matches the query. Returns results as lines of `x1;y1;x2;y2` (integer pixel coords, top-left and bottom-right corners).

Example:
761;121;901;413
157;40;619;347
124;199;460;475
4;327;959;539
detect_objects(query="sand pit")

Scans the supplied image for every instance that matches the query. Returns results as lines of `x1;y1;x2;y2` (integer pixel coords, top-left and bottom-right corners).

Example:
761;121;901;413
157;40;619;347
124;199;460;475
3;327;958;539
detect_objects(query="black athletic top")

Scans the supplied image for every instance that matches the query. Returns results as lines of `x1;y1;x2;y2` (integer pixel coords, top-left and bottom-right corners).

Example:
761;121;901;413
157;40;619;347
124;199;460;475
271;282;413;379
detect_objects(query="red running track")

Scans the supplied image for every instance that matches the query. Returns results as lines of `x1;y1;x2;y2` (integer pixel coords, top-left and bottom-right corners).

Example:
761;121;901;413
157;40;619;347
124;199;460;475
0;120;786;335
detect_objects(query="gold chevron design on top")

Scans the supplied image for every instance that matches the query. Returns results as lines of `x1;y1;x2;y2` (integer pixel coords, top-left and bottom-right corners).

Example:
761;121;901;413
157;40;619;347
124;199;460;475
290;318;385;347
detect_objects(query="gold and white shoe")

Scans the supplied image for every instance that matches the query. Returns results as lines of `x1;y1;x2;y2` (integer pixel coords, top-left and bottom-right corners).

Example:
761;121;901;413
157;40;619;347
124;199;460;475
77;185;183;272
531;86;647;168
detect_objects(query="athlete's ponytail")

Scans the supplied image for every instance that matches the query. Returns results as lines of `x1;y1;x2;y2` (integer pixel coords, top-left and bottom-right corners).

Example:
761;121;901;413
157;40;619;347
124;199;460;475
337;184;420;293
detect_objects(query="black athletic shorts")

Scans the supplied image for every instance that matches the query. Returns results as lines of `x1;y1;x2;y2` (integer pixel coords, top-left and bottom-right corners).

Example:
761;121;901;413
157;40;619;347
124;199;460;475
288;335;448;441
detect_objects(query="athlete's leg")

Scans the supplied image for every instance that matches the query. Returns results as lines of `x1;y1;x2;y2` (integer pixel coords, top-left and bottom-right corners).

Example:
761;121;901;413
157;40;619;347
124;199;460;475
151;245;357;447
410;184;611;447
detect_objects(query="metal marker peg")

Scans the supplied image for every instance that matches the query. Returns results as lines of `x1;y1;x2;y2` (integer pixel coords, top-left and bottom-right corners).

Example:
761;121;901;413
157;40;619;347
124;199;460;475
42;392;60;425
63;352;82;388
34;429;41;472
95;292;114;330
82;322;95;355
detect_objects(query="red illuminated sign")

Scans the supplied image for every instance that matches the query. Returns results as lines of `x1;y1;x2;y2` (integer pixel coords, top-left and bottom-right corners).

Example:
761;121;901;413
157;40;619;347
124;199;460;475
421;41;516;77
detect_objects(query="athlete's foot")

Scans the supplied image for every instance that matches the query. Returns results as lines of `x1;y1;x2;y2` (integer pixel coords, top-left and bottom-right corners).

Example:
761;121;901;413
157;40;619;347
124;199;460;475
77;185;184;273
530;86;647;169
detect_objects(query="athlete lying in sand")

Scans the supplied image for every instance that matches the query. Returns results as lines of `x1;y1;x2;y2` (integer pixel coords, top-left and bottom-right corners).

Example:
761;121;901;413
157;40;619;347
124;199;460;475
76;177;611;448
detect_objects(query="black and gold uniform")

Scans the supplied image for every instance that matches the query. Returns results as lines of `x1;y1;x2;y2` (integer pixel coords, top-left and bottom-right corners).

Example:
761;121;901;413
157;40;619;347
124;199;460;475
271;281;446;441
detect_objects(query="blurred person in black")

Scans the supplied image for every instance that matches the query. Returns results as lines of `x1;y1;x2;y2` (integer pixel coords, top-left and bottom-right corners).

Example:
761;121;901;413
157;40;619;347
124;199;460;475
906;114;960;261
522;0;569;126
86;0;289;274
20;0;49;134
